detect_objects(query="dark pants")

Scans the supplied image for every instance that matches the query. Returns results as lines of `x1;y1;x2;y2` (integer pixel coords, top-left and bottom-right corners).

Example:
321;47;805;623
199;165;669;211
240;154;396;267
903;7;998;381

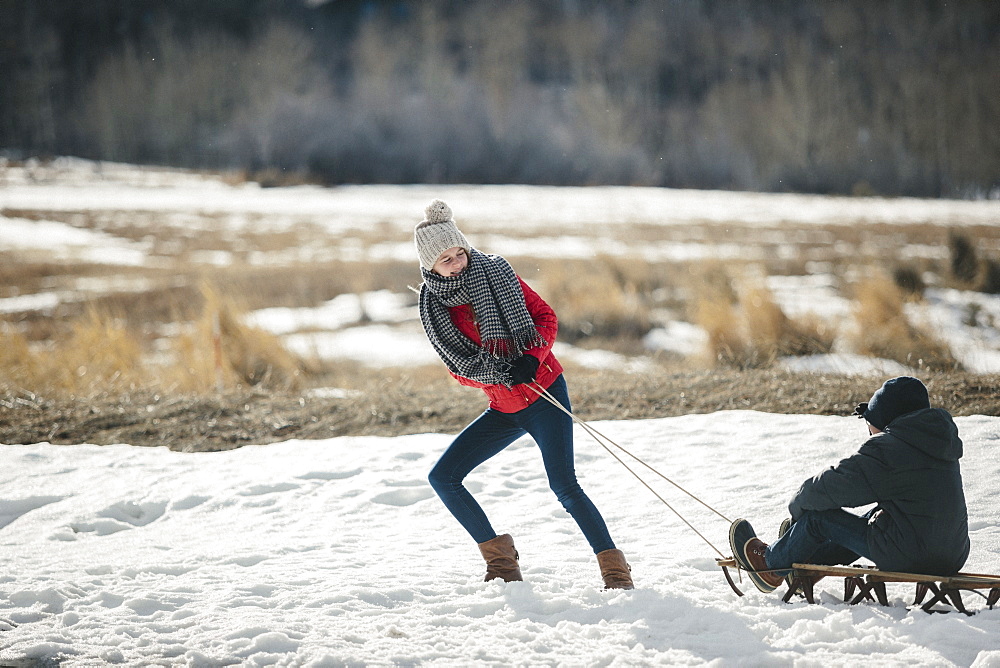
765;508;878;571
428;375;616;554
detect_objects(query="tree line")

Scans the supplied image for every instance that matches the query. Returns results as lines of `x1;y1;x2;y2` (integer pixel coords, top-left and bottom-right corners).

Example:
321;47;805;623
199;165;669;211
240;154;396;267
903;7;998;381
2;0;998;197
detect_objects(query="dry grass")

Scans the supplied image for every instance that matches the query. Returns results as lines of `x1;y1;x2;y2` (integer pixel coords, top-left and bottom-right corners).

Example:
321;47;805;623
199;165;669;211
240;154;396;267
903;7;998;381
0;326;42;392
4;366;998;451
0;231;977;400
848;274;960;371
534;257;655;345
163;285;305;393
693;276;835;369
1;306;144;396
693;297;744;366
0;286;306;399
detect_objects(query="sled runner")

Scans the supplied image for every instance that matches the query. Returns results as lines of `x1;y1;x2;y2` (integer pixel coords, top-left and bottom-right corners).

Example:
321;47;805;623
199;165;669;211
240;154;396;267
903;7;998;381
717;557;1000;614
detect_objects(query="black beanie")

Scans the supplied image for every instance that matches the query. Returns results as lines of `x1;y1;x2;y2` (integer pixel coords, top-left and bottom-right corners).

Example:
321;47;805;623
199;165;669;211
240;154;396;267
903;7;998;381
862;376;931;430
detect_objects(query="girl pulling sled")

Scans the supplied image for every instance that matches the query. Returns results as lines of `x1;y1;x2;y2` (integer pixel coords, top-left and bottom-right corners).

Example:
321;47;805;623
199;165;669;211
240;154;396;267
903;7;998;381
413;199;633;590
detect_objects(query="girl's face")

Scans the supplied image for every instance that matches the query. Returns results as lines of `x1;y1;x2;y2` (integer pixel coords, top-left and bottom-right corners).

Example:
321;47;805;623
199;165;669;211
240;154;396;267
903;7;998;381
432;247;468;276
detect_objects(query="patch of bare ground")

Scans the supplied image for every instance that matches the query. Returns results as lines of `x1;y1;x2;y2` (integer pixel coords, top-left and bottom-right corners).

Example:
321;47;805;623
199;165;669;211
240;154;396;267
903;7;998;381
2;368;997;452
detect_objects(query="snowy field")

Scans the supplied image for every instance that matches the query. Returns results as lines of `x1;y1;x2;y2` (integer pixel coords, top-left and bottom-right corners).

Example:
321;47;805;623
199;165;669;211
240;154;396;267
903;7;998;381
2;411;999;666
243;284;1000;376
3;158;1000;376
4;158;998;233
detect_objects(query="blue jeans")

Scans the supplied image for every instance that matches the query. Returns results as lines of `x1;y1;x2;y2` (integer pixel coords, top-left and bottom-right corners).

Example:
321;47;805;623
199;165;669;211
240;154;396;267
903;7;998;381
765;508;877;571
428;375;616;554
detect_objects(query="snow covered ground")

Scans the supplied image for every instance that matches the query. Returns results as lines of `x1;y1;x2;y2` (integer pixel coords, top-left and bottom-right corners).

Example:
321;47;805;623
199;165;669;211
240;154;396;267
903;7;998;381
5;157;999;232
3;157;1000;268
4;158;1000;375
2;411;999;666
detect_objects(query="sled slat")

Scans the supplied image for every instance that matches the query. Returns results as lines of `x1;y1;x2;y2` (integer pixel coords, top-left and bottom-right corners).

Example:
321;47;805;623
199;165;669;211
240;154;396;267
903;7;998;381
784;563;1000;615
721;558;1000;614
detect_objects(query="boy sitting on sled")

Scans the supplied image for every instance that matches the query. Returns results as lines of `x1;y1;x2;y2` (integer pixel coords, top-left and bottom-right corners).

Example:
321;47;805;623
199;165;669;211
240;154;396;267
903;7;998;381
730;376;970;593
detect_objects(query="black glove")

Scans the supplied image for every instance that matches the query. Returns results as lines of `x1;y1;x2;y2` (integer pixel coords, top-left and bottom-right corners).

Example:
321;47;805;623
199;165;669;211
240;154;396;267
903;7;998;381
509;355;539;386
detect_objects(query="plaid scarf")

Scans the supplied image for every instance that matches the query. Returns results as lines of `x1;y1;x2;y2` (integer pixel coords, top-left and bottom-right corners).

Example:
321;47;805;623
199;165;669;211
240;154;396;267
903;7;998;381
418;249;546;387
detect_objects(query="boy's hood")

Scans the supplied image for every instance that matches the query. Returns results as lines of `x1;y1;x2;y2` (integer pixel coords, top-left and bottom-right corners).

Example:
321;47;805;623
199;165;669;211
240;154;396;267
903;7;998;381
884;407;963;461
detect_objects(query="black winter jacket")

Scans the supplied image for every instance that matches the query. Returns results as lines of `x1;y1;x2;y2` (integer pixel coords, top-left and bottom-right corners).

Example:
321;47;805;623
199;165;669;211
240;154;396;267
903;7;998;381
788;408;970;575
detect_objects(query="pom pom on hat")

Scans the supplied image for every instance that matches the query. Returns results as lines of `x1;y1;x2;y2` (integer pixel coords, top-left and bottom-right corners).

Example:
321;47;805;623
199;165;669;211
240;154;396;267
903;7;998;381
414;199;471;270
424;199;453;224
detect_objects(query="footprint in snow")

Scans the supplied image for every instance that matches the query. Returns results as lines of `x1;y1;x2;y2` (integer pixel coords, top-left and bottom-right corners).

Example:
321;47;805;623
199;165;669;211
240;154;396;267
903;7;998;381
171;495;210;510
297;469;362;481
238;482;300;496
227;554;269;568
8;588;70;614
383;479;426;488
99;500;167;526
371;487;435;506
0;495;65;530
64;500;167;537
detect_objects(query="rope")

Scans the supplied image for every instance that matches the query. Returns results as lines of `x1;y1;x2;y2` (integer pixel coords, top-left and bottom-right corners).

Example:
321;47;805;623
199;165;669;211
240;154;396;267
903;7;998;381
528;382;730;559
535;385;732;523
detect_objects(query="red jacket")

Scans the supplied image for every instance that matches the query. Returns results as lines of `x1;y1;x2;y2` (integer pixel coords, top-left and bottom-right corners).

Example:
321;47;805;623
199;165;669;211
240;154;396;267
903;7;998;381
446;277;564;413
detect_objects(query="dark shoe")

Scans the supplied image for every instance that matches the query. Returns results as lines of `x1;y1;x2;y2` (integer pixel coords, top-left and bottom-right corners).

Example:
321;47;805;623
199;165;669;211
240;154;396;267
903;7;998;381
478;533;523;582
729;519;783;593
596;549;634;590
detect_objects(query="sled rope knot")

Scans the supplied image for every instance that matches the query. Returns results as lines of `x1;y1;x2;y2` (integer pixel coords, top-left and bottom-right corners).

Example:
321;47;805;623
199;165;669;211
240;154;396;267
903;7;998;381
529;382;730;559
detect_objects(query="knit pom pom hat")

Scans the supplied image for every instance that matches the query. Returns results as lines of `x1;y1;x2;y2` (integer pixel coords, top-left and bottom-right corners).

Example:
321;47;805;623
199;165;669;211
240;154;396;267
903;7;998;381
414;199;471;270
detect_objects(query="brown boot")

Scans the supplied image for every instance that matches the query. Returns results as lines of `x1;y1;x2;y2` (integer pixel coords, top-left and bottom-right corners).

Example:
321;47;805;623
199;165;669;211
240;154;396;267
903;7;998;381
597;549;634;590
478;533;523;582
743;538;784;592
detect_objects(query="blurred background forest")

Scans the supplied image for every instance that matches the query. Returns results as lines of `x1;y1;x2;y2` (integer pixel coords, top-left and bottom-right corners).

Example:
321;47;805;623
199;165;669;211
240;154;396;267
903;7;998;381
2;0;999;198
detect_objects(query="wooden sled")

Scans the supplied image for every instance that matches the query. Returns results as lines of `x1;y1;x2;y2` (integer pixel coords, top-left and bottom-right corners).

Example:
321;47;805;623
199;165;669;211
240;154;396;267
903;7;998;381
717;558;1000;615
